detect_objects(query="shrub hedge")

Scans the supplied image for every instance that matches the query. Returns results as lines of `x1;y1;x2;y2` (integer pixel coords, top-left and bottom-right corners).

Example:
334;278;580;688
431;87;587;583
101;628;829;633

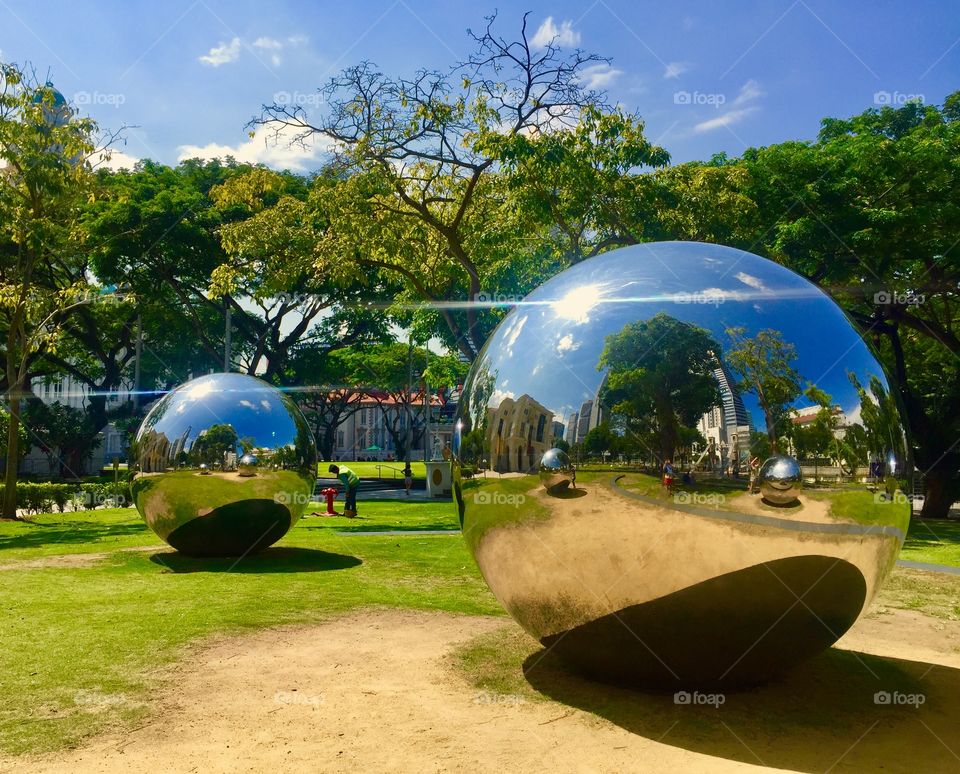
0;481;132;514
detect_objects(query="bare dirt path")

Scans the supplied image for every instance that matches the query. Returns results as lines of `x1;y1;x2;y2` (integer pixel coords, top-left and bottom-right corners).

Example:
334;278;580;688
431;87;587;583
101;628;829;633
4;607;960;774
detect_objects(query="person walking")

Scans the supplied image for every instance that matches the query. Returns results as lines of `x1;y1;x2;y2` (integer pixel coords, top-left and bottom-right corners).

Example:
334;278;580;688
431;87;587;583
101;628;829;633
329;464;360;517
662;459;675;492
749;455;761;494
403;462;413;496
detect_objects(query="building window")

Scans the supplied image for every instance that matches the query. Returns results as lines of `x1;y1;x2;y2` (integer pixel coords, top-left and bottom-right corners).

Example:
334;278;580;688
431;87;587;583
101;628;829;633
536;415;546;443
337;431;344;448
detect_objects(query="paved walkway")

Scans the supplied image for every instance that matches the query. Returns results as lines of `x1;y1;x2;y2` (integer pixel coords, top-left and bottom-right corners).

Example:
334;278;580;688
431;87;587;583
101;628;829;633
896;558;960;575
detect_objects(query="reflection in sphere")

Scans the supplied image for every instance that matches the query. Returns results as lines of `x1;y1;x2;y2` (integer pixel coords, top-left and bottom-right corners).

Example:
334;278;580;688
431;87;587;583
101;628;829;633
452;241;910;688
758;455;802;505
238;454;259;477
131;373;317;557
540;448;574;493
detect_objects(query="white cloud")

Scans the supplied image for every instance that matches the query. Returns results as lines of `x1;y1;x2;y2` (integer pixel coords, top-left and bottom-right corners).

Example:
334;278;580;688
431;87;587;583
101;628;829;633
734;271;769;292
556;333;581;353
663;61;690;79
93;147;140;171
733;79;764;106
531;17;581;48
287;34;308;46
177;125;329;172
253;37;283;50
692;80;763;133
199;37;241;67
501;314;528;356
490;388;516;406
578;63;623;90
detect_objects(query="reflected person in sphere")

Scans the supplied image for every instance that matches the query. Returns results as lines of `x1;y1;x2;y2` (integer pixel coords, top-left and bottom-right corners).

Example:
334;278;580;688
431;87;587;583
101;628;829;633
329;464;360;517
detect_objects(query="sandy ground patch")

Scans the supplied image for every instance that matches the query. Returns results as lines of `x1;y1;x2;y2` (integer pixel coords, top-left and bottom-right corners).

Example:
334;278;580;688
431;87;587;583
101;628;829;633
4;606;959;774
0;546;160;571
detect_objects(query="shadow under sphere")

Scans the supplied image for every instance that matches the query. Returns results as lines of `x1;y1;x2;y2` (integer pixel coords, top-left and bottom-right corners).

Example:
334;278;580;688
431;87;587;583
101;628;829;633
131;373;317;557
452;241;910;689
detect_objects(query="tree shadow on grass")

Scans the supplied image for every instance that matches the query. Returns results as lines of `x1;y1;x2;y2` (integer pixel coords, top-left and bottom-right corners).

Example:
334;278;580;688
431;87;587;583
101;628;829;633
148;546;362;574
521;646;960;772
0;519;149;552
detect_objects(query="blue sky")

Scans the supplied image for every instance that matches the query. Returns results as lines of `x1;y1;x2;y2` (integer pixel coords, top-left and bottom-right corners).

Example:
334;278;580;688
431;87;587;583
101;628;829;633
1;0;957;171
471;241;884;431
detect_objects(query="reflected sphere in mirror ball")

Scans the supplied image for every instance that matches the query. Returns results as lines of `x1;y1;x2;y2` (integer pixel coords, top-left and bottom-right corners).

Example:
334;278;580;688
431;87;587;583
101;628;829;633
131;373;317;557
539;448;575;493
758;455;803;505
452;241;910;688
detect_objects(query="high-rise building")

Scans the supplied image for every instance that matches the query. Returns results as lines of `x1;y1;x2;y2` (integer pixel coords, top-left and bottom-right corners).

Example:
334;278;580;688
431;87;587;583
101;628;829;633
576;400;593;442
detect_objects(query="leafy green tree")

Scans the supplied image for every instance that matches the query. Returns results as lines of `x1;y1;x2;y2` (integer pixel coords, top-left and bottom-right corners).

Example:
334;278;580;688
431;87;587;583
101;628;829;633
725;327;802;454
739;94;960;517
583;422;620;458
599;313;721;463
0;65;112;516
250;14;664;359
191;423;238;466
22;400;101;477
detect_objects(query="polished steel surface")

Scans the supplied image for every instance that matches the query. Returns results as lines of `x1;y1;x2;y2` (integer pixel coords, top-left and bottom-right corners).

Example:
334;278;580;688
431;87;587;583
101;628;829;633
452;241;910;688
539;448;575;493
131;373;317;557
758;455;803;505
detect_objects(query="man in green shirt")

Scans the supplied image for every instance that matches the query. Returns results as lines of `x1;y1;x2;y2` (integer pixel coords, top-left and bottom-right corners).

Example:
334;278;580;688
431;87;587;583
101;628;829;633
329;464;360;517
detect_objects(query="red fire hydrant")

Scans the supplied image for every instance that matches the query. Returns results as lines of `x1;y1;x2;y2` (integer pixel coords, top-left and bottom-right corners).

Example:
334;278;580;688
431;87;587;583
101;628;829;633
320;487;340;516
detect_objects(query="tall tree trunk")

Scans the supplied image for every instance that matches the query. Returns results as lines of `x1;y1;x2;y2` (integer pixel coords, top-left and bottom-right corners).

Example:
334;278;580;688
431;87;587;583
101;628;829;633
919;460;960;520
2;394;22;519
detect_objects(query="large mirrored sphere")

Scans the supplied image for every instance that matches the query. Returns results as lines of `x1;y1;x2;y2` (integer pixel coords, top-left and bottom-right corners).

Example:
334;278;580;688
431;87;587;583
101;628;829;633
453;241;910;688
758;454;803;505
132;373;317;557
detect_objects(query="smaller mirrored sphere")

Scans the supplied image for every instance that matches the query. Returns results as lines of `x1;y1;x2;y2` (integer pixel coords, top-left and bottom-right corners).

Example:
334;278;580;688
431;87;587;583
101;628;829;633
539;448;574;493
131;373;317;557
238;454;259;477
758;455;803;505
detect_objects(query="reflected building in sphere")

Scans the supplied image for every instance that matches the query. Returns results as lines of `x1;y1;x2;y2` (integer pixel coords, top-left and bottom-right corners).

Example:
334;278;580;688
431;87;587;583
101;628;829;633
452;241;910;689
486;394;554;473
695;365;753;472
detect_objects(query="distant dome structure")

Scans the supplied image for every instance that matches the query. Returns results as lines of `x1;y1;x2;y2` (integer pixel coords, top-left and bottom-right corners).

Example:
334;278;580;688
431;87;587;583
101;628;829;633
33;81;72;127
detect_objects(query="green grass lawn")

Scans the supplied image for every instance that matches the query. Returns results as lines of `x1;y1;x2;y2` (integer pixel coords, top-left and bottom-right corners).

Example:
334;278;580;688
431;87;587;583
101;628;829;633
321;461;426;478
0;499;493;756
900;518;960;567
0;492;957;759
